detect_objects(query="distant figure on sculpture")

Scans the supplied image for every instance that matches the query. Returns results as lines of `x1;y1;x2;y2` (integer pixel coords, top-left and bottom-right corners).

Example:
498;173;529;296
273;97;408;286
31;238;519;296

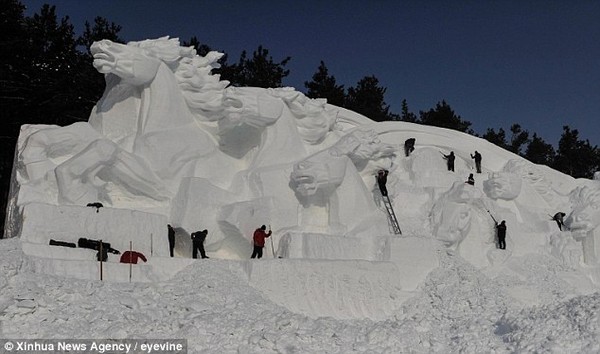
552;212;566;231
466;173;475;186
251;225;272;259
167;224;175;257
377;169;389;197
404;138;416;157
442;151;455;172
471;151;482;173
495;220;507;250
191;230;209;259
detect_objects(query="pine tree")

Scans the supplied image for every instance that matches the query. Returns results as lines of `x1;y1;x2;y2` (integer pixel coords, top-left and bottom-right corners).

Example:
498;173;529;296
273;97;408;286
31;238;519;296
482;128;508;150
222;45;291;88
400;99;417;122
304;61;345;107
182;36;212;57
553;126;599;178
524;133;555;165
418;100;473;133
345;75;393;122
75;16;123;115
508;124;529;155
77;16;122;54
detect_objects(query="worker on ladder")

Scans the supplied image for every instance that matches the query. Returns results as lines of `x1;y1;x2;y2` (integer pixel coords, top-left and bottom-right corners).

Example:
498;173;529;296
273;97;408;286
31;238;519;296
377;169;389;196
376;169;402;235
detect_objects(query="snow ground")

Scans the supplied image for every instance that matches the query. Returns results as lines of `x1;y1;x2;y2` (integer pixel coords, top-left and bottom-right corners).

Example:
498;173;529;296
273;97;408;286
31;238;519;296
1;237;599;353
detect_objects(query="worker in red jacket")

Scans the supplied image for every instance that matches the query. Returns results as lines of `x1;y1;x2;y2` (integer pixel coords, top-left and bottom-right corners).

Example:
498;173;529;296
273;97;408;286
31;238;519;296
251;225;272;259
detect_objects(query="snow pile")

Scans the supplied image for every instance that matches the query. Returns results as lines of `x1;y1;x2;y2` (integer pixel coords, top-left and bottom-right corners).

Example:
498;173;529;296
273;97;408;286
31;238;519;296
2;36;600;352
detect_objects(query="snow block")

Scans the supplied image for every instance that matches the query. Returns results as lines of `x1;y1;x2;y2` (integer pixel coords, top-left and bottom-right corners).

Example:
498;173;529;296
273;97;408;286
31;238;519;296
20;202;168;259
21;252;194;282
277;231;389;261
245;259;410;320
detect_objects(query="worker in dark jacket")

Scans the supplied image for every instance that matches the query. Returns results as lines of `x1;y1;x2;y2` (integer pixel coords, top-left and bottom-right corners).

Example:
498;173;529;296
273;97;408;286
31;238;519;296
404;138;416;157
251;225;272;259
553;212;566;231
167;224;175;257
471;151;482;173
443;151;455;172
466;173;475;186
495;220;507;250
191;229;209;259
376;169;389;197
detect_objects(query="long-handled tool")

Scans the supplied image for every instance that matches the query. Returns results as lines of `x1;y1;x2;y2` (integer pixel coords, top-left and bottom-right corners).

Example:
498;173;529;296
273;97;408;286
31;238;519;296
486;209;498;224
269;224;275;258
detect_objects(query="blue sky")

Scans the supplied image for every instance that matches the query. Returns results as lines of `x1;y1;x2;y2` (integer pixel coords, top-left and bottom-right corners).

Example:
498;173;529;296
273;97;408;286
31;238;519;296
22;0;600;146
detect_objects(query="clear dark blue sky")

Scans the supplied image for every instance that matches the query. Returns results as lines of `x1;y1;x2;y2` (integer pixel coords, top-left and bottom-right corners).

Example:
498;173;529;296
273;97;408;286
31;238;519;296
23;0;600;146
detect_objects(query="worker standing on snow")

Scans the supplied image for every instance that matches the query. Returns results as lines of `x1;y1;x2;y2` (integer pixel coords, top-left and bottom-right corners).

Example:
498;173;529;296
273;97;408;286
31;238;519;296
404;138;416;157
470;150;482;173
495;220;507;250
442;151;455;172
251;225;272;259
167;224;175;257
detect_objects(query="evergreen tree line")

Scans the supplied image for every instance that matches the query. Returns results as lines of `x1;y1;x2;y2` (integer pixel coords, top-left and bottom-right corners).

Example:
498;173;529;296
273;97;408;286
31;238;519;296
1;1;599;234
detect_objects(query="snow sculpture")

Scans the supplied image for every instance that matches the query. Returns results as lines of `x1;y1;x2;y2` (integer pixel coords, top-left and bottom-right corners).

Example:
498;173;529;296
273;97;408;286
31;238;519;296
90;37;231;189
290;129;395;232
432;182;476;249
503;159;557;207
431;182;495;266
565;186;600;265
18;123;168;206
272;87;339;146
483;172;522;200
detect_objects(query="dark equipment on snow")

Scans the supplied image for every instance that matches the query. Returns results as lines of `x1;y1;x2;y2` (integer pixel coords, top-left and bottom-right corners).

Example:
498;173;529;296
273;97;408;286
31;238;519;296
86;202;104;212
78;237;120;261
49;239;77;248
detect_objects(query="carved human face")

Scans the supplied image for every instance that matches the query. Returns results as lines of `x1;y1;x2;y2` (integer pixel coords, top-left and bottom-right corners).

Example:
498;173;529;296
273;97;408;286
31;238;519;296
483;172;522;200
433;202;473;248
565;200;600;238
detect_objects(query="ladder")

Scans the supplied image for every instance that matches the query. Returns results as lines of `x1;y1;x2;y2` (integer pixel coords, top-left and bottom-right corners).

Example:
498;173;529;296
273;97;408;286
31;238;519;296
382;195;402;235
